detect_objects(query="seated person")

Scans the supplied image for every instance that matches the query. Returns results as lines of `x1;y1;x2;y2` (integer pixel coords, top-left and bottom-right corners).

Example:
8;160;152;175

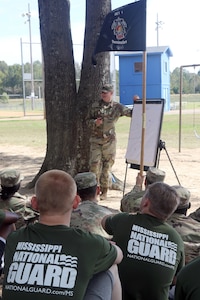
121;167;165;212
188;207;200;222
71;172;119;239
175;256;200;300
167;185;200;263
102;182;185;300
2;170;123;300
0;169;39;228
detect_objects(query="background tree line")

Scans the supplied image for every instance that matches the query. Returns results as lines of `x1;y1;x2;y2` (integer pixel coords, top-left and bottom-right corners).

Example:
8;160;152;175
0;60;200;99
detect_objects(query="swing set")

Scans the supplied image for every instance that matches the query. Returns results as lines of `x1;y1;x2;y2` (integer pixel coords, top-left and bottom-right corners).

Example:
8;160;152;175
179;64;200;152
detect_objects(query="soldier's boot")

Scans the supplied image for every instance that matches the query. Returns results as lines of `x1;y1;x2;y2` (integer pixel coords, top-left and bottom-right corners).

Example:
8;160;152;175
100;188;108;200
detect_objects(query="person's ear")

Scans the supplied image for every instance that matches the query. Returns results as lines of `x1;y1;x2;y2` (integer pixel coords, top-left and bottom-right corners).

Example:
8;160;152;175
140;197;149;211
31;196;39;211
73;195;80;209
96;185;100;196
143;198;150;207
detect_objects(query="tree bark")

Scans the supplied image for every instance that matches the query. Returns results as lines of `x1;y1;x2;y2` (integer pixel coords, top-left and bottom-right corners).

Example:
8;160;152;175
27;0;111;187
76;0;111;172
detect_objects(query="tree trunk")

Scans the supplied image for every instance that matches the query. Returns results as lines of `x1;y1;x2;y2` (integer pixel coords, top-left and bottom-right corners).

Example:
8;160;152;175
27;0;111;188
76;0;111;172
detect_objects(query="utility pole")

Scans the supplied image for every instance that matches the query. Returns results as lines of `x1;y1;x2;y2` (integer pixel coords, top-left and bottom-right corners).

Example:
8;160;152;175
155;13;164;47
22;3;35;110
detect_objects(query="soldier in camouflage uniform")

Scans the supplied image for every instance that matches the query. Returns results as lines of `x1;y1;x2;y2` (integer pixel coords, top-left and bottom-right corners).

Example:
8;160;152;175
188;207;200;222
88;84;133;200
120;167;166;213
167;185;200;264
70;172;119;239
0;169;39;229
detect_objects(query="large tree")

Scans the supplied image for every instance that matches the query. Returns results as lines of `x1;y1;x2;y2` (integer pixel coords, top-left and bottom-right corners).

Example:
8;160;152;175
28;0;111;187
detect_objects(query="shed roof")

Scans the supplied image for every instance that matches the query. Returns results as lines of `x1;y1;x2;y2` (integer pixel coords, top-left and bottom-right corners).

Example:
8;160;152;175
115;46;173;57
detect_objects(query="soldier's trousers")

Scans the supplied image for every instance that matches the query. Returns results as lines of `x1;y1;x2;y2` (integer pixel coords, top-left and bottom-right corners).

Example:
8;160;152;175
89;139;116;189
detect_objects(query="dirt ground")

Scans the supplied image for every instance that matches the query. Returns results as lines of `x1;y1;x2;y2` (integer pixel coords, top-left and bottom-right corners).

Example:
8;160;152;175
0;143;199;214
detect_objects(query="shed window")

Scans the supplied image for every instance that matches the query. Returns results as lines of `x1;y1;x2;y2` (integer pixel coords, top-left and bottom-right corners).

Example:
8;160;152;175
164;61;168;73
134;62;143;72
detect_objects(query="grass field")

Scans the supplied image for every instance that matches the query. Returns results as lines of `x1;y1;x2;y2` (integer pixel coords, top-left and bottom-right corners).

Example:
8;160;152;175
0;94;199;150
0;111;199;151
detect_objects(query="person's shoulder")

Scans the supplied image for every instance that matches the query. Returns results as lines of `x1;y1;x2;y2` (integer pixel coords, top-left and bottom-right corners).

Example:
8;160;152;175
11;192;27;201
73;201;99;214
109;212;131;223
184;241;200;263
91;99;102;108
168;213;200;227
6;225;27;242
189;207;200;222
164;220;185;241
178;256;200;278
121;191;145;213
112;101;123;108
73;226;110;244
122;189;145;201
0;210;5;225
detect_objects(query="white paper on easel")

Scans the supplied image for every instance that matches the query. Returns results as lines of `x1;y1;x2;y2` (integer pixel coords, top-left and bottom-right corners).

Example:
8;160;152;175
125;100;164;168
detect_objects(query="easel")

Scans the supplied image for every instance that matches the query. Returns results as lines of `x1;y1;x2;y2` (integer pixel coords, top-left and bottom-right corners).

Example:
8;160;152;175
123;97;182;195
123;139;181;195
156;140;181;185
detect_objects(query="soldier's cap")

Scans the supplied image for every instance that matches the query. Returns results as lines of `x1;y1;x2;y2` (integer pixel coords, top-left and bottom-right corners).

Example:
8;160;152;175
146;167;165;183
74;172;97;190
172;185;191;209
0;169;24;188
101;84;113;93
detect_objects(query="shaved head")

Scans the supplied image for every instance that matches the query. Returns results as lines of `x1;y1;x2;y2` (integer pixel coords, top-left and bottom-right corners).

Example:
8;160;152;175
35;170;77;214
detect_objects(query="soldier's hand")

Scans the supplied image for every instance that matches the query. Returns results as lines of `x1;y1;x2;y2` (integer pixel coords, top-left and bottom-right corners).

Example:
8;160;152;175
135;173;145;187
133;95;139;102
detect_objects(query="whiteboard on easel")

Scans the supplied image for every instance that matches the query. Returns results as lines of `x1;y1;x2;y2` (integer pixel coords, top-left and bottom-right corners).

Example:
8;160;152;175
125;99;165;170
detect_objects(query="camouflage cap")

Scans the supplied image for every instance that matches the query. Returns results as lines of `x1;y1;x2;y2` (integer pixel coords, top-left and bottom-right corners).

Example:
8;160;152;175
172;185;191;209
101;84;113;93
0;169;24;187
146;167;165;183
74;172;97;190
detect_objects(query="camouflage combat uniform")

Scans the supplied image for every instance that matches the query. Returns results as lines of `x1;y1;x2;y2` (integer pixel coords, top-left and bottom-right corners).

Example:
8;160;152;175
167;214;200;263
188;207;200;222
0;168;38;229
120;186;144;213
70;201;118;239
120;167;166;213
167;185;200;263
88;99;132;190
0;192;38;229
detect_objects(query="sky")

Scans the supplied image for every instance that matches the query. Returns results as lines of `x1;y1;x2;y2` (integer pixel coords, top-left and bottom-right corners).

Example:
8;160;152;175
0;0;200;72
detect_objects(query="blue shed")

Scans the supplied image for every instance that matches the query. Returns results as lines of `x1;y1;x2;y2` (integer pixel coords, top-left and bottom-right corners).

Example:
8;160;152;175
116;46;173;111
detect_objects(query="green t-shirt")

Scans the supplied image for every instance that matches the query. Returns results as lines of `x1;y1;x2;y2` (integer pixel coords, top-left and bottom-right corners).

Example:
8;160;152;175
175;257;200;300
105;212;185;300
2;223;117;300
